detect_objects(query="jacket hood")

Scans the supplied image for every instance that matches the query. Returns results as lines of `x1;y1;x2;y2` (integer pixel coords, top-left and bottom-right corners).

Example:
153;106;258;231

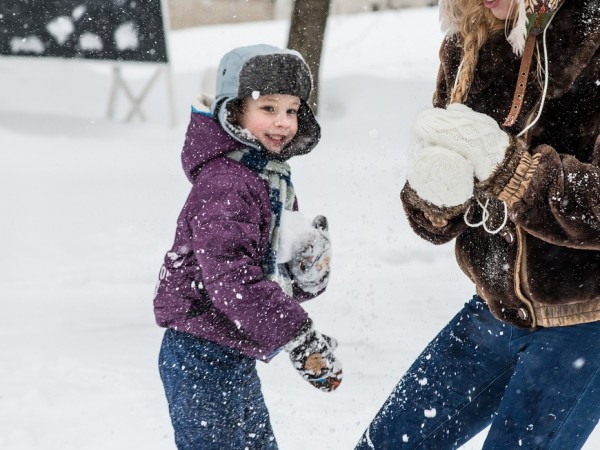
181;111;245;183
439;0;567;55
210;44;321;160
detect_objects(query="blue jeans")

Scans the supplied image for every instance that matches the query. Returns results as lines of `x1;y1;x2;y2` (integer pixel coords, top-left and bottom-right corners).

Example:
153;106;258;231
159;328;278;450
356;296;600;449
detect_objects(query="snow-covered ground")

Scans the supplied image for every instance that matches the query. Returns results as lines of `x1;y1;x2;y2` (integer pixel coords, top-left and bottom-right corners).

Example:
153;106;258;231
1;7;597;450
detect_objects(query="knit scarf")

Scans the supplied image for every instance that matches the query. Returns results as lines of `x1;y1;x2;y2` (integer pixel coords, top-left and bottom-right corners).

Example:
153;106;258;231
227;147;295;295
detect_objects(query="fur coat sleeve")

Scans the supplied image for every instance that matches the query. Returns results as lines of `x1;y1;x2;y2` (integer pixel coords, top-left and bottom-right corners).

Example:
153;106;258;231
402;3;600;249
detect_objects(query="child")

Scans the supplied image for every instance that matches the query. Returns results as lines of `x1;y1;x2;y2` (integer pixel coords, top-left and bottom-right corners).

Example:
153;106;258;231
356;0;600;448
153;44;342;450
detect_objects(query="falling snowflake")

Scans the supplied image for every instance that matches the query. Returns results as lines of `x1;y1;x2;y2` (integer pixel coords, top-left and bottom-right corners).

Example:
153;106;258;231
573;357;586;369
78;32;103;51
424;408;436;418
10;36;44;54
114;21;139;50
46;16;74;45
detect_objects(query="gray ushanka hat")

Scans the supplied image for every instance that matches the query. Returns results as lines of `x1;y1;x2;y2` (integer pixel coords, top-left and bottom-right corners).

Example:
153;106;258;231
211;44;321;159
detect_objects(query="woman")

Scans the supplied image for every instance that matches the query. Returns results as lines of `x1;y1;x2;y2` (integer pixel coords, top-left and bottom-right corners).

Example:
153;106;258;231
356;0;600;448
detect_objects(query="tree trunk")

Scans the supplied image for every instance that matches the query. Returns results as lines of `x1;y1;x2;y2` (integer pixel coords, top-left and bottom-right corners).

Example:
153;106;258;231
287;0;331;114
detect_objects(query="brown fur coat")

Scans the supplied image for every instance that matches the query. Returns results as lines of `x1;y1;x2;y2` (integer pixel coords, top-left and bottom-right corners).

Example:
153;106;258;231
401;1;600;328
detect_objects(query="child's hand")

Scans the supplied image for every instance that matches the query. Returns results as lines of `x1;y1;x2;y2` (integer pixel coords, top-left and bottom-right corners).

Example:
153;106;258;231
284;319;342;392
289;215;331;294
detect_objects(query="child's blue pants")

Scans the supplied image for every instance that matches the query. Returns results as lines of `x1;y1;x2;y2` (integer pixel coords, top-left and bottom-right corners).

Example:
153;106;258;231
356;296;600;449
159;328;278;450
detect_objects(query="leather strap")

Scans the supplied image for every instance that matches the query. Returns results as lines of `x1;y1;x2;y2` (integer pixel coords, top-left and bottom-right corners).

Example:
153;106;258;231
502;8;548;128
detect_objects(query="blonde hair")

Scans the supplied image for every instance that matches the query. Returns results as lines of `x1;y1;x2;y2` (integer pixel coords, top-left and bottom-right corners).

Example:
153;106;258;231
450;0;508;104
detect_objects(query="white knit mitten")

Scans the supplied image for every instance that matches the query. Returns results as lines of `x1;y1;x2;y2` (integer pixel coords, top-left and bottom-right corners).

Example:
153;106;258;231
413;103;510;181
406;145;474;207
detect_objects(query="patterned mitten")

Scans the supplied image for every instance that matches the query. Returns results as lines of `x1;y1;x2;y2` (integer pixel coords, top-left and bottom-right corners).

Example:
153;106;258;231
288;215;331;294
284;320;343;392
412;103;510;180
406;145;474;207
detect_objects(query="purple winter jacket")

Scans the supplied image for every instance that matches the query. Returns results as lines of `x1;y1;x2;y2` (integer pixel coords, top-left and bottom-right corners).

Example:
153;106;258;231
153;111;315;361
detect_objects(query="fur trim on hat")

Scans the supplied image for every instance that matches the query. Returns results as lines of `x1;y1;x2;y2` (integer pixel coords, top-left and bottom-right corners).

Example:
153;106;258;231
238;53;312;102
507;0;528;56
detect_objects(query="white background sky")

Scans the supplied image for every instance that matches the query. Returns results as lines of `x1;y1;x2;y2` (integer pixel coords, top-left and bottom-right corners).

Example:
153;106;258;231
1;6;598;450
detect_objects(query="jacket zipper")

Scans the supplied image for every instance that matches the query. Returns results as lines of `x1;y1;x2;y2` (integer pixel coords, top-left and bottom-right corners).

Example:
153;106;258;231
514;226;537;327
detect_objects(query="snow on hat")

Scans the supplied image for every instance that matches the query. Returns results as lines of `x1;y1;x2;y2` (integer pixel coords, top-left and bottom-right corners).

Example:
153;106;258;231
211;44;320;159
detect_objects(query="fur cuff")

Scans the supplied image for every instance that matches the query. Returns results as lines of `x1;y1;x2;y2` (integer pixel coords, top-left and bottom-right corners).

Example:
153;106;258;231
477;138;540;207
404;183;470;226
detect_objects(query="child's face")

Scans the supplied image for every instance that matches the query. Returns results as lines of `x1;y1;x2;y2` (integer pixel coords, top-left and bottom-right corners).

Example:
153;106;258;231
240;94;301;153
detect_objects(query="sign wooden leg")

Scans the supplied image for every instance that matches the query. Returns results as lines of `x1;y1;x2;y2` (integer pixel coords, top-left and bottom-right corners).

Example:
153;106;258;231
106;64;174;124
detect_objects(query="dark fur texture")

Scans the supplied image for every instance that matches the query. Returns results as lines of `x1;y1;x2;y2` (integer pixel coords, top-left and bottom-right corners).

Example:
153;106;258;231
402;1;600;327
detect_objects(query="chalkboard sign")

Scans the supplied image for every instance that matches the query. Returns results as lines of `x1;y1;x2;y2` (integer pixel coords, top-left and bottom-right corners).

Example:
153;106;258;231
0;0;168;62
